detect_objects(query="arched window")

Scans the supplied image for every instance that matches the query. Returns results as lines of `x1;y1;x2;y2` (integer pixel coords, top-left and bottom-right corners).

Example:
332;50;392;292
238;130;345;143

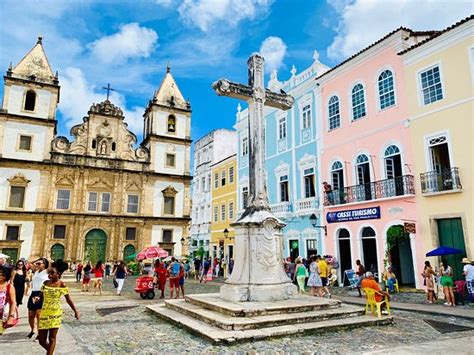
356;154;369;164
50;243;65;261
91;139;97;149
378;70;395;109
384;145;400;157
24;90;36;111
331;161;344;191
384;145;402;181
351;84;366;120
328;96;340;130
111;142;116;151
167;115;176;133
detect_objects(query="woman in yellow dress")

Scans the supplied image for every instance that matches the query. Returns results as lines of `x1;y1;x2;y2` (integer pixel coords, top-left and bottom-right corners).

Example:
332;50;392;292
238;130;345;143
37;260;79;355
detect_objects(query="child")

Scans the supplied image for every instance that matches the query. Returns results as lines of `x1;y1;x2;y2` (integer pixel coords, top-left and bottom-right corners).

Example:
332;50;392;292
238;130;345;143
37;260;79;355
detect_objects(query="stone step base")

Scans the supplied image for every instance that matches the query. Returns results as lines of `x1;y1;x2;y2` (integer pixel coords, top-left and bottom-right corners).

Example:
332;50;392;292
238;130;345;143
166;298;364;330
185;293;342;317
147;304;393;344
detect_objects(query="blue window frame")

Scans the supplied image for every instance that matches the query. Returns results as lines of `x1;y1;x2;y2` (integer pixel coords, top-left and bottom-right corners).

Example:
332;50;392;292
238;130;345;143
420;66;443;105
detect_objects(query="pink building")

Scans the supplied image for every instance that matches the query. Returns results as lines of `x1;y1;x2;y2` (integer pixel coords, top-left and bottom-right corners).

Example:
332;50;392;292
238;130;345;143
317;28;433;288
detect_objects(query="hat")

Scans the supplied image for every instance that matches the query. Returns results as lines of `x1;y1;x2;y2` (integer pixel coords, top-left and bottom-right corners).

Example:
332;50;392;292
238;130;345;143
365;271;373;278
461;257;470;264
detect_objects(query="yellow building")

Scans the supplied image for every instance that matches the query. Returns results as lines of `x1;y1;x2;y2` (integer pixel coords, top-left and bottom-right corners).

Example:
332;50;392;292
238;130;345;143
210;154;237;274
401;16;473;280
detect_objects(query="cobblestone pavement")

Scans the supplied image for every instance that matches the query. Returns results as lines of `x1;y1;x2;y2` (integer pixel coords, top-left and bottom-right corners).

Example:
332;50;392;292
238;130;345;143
61;276;473;353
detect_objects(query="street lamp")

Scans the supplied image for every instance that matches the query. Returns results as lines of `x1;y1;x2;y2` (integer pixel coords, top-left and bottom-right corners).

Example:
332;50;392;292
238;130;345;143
180;237;185;245
309;213;327;236
223;228;229;238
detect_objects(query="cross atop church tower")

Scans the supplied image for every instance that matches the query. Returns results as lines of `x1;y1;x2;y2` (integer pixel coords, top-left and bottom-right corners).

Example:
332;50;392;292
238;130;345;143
102;83;115;101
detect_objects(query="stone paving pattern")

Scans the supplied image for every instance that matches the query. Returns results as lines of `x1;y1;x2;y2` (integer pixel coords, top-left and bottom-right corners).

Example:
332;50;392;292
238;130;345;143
70;276;474;353
2;275;473;354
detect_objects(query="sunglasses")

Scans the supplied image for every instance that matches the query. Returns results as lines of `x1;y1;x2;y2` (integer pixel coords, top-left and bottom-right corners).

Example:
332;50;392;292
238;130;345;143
48;270;58;275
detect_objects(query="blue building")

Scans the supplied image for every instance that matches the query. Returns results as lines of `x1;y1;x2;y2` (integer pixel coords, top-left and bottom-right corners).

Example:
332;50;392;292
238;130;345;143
235;52;330;260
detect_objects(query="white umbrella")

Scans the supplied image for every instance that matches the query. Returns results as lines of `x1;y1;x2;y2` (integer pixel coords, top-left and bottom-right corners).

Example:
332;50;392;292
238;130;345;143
0;253;11;259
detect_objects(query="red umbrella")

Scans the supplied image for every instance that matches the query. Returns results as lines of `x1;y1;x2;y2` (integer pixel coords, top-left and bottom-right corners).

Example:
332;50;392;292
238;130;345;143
136;246;169;260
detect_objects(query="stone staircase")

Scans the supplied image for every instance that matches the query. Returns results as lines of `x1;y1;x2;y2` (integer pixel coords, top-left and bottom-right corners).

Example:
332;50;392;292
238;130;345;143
147;293;392;344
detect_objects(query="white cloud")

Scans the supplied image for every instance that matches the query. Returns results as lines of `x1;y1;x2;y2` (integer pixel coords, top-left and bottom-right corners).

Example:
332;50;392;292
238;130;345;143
156;0;175;7
178;0;272;32
89;23;158;64
59;67;144;135
259;36;286;73
327;0;472;61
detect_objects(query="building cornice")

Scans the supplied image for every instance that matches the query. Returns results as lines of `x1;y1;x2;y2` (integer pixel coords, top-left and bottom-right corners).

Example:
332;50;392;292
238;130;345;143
4;75;60;89
146;102;192;115
0;157;193;182
0;210;191;221
142;133;192;146
0;111;57;126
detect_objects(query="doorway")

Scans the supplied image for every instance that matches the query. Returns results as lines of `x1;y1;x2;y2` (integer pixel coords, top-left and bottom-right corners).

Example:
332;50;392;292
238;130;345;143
1;248;18;264
289;239;299;261
84;229;107;264
361;227;378;276
355;154;372;201
437;218;466;281
338;229;352;286
51;243;65;261
123;244;136;259
387;225;415;285
384;145;404;196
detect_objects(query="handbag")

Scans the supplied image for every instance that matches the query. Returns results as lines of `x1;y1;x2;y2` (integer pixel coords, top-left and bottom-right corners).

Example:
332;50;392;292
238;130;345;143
2;285;19;328
113;279;118;288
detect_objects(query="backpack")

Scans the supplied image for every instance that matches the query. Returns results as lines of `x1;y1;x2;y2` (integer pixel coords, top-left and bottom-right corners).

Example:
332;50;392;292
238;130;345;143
170;262;180;277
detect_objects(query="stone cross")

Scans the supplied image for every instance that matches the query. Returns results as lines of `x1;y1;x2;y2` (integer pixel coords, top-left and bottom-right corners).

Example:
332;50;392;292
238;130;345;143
102;83;115;101
213;54;294;210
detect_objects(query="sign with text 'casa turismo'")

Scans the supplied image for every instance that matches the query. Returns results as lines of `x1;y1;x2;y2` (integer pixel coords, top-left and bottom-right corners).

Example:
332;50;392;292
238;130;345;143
326;207;381;223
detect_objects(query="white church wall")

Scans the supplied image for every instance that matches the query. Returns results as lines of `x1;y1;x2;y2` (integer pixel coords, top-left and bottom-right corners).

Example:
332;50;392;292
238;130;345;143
153;110;187;139
153;181;184;217
153;142;186;175
212;129;238;164
8;85;52;119
0;168;41;211
0;220;34;259
2;121;48;161
151;224;183;255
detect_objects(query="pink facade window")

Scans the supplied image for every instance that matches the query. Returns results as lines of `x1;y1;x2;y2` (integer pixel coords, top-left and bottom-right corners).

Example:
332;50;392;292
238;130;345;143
378;70;396;109
328;96;341;130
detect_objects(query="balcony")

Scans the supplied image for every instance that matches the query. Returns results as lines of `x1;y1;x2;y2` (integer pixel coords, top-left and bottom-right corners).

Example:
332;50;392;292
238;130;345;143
420;168;461;195
324;175;415;206
295;197;319;214
270;201;292;216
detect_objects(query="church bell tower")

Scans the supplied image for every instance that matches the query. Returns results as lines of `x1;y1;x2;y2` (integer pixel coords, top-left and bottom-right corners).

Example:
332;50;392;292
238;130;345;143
0;36;59;161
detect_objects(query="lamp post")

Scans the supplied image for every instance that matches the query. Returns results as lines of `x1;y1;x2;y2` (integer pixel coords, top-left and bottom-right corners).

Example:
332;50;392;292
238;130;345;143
223;228;229;238
309;213;327;236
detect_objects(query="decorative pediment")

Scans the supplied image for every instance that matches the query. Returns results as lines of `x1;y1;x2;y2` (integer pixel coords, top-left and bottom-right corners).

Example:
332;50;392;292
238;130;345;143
7;173;31;186
298;153;316;168
274;161;290;176
88;177;114;189
126;180;142;192
162;185;178;197
89;100;123;117
55;175;74;186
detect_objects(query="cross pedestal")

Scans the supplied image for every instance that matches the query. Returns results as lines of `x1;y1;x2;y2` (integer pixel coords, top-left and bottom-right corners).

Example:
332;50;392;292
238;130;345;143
213;54;296;302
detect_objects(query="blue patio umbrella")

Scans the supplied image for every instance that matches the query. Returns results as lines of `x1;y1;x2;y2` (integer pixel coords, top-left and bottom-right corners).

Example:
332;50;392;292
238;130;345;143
425;246;463;257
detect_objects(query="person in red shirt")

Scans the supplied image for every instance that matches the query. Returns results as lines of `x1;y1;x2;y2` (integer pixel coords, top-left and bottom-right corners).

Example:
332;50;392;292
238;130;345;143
76;262;83;283
361;272;390;310
157;263;168;299
92;261;105;296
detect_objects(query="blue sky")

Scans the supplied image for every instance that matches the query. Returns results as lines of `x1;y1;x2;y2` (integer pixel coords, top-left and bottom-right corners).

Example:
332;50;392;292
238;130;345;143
0;0;471;142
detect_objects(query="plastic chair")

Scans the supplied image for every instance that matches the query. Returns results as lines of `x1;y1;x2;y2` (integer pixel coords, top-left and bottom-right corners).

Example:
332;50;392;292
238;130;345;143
363;287;390;318
384;278;399;293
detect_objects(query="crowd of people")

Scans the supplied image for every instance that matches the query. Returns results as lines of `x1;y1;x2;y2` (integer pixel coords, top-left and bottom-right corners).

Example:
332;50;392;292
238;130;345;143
0;256;79;354
285;255;338;297
422;257;474;306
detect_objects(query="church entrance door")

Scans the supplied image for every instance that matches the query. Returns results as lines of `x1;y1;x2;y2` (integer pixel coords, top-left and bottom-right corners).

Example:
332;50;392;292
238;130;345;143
84;229;107;264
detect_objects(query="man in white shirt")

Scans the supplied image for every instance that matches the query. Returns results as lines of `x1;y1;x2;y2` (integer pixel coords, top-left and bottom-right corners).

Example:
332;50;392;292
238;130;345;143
462;257;474;303
26;258;49;339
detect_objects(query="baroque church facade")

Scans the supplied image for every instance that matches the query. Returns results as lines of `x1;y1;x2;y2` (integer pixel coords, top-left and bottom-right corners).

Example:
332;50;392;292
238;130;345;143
0;38;192;263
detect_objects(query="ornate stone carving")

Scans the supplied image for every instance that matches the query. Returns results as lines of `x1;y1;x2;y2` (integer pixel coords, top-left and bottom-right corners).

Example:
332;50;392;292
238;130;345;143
162;185;178;197
8;173;31;186
55;176;74;186
88;100;123;117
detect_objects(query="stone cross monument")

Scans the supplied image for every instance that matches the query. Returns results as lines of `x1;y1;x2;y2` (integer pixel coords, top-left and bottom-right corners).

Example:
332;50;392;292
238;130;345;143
213;54;297;302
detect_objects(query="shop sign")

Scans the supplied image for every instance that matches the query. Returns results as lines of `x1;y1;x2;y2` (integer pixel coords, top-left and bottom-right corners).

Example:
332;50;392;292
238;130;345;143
326;207;381;223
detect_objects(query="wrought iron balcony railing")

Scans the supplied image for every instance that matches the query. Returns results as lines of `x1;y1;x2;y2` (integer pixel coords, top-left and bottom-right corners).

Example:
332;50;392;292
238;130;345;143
420;168;461;194
324;175;415;206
